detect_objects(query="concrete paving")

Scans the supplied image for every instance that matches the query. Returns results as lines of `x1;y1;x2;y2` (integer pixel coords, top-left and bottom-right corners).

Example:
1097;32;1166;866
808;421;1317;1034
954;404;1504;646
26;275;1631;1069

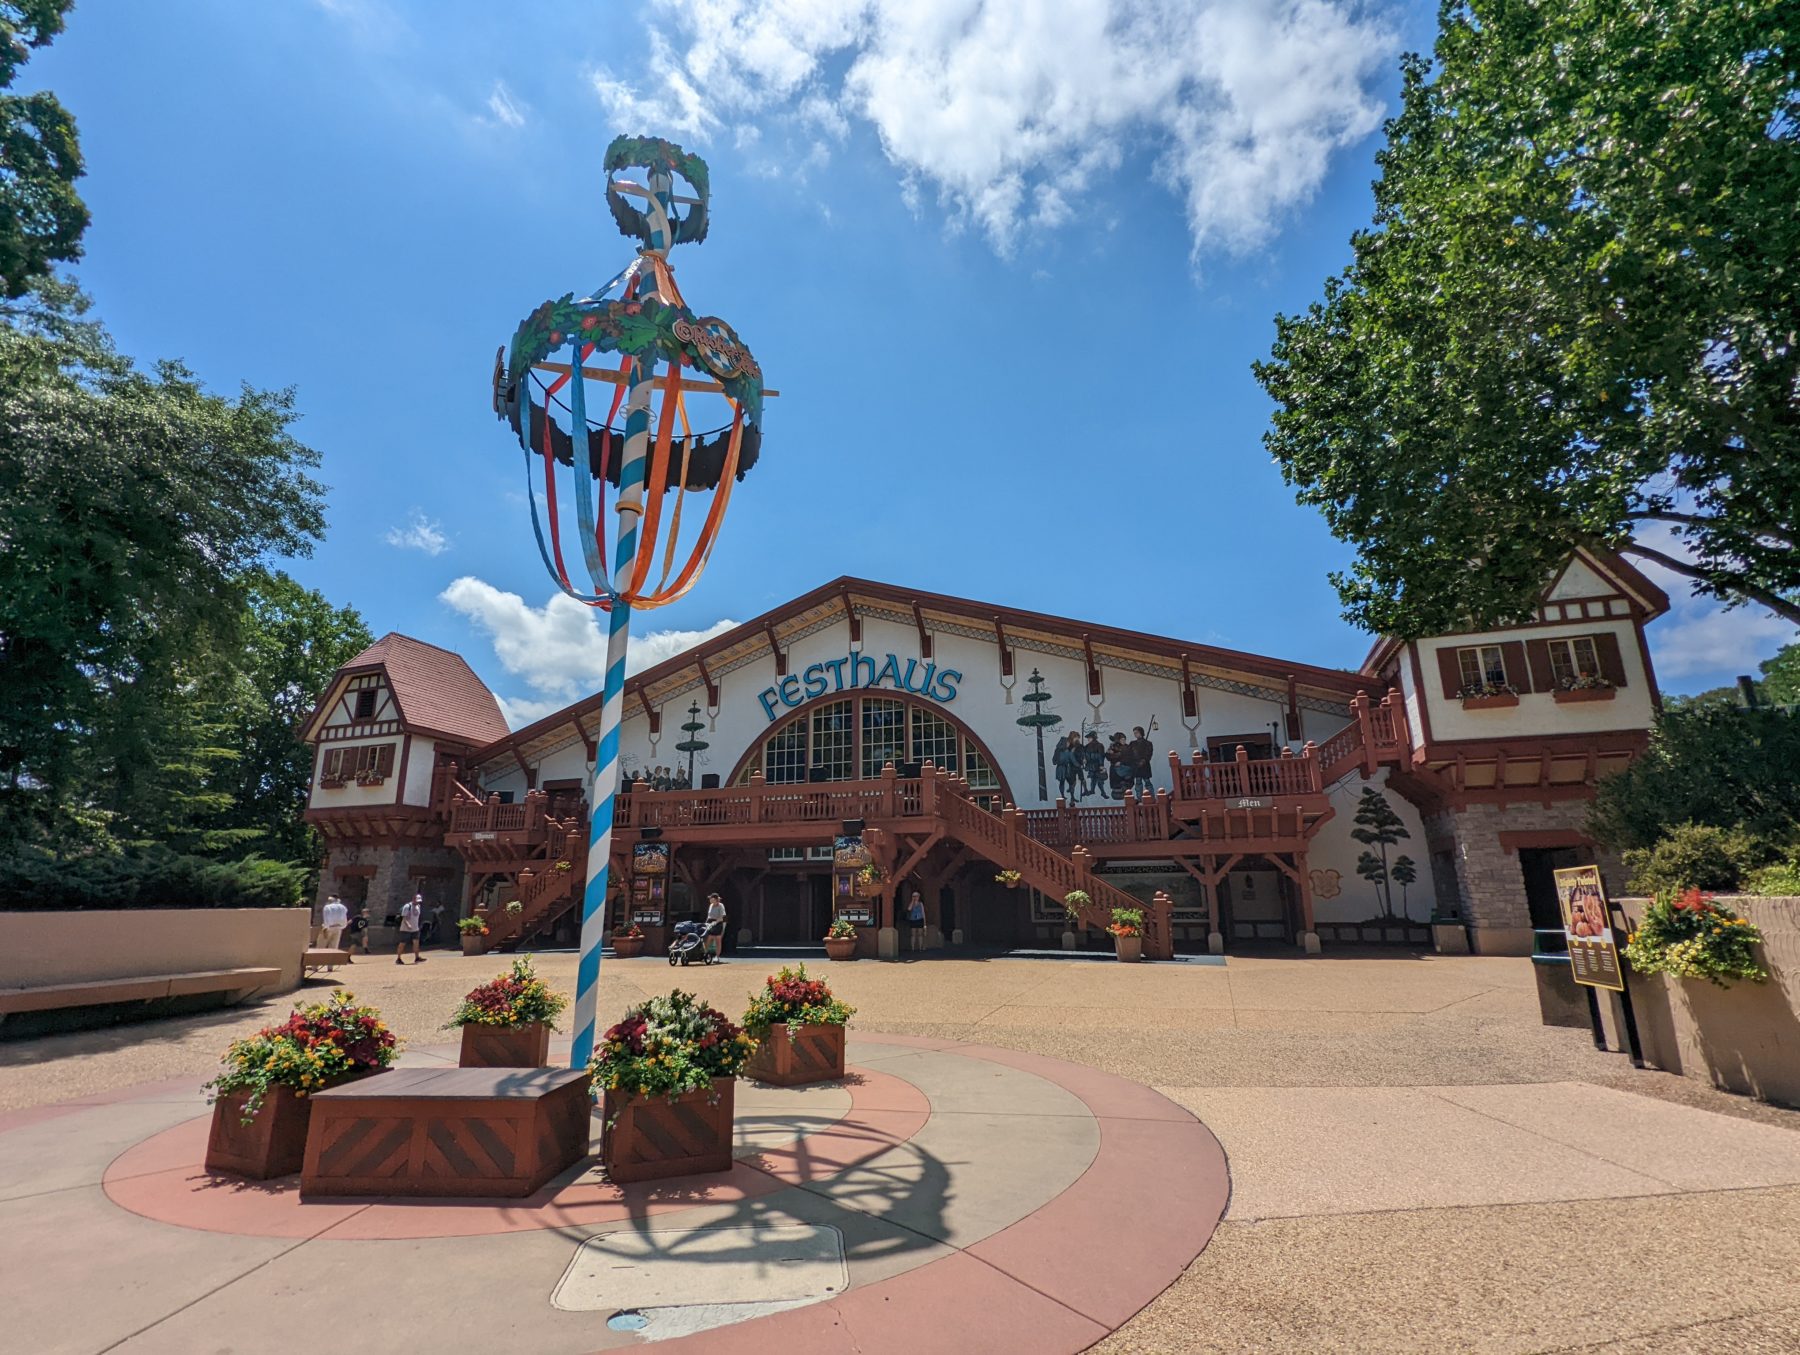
4;949;1799;1351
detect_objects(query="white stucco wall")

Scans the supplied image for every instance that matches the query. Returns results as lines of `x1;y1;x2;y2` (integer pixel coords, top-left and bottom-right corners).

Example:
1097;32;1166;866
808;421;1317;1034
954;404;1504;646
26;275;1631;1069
402;736;437;807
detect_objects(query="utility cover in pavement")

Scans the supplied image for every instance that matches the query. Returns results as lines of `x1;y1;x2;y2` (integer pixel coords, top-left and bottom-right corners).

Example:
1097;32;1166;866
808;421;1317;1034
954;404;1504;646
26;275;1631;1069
552;1223;848;1313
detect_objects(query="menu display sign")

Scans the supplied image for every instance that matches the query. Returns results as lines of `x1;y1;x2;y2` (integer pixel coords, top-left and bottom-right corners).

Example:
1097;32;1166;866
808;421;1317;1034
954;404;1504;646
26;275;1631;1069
1553;864;1624;991
836;904;875;926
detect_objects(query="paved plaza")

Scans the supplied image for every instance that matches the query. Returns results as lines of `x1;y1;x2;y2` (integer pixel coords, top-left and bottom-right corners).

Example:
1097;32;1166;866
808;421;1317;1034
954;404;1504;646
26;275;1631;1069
4;950;1800;1353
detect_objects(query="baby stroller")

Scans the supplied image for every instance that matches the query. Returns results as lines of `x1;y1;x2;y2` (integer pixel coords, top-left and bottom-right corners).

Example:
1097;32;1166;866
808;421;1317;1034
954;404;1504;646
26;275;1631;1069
667;918;721;967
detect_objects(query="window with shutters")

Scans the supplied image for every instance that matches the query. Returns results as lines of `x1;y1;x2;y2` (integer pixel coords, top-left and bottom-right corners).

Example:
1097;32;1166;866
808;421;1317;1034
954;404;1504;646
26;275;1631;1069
353;688;378;720
1547;636;1604;688
1456;645;1510;694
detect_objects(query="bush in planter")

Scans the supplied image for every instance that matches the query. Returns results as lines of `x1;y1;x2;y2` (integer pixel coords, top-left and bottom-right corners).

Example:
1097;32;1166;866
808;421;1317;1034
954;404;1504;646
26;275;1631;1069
456;916;491;938
205;990;400;1121
1624;889;1767;987
742;965;855;1040
994;870;1022;888
1106;907;1143;939
590;989;755;1108
1063;889;1091;921
444;956;568;1030
1623;822;1767;896
825;917;857;940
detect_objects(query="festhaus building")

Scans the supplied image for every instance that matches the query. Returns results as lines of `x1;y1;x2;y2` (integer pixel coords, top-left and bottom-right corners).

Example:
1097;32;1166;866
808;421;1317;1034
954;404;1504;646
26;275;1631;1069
301;553;1668;959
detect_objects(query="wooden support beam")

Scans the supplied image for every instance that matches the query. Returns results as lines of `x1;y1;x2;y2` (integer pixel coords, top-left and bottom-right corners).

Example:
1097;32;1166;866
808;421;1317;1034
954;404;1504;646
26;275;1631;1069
766;623;788;676
995;617;1015;678
695;653;720;708
637;689;661;736
842;590;862;647
1082;634;1103;697
532;361;781;399
893;829;946;884
1180;653;1199;719
911;601;934;660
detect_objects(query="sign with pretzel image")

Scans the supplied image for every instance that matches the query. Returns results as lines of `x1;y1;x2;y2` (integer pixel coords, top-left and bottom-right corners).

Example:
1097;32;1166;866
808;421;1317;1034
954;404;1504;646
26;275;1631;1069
1553;864;1624;991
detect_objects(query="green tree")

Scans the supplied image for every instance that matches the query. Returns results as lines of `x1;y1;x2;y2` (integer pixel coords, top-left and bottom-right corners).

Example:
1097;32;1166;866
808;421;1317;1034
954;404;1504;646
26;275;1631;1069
1761;640;1800;705
1589;704;1800;850
0;283;326;849
0;1;87;297
1256;0;1800;636
1350;787;1411;917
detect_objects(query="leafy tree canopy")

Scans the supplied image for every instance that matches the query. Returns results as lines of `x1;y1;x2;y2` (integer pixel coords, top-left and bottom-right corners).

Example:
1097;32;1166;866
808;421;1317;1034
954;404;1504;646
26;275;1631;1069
0;1;86;297
1257;0;1800;636
0;282;339;857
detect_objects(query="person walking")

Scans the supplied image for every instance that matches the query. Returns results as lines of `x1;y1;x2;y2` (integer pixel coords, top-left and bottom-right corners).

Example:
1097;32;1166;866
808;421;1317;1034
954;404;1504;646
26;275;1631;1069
396;893;426;965
1052;733;1079;801
1128;726;1156;797
906;890;927;953
319;895;348;951
704;892;728;962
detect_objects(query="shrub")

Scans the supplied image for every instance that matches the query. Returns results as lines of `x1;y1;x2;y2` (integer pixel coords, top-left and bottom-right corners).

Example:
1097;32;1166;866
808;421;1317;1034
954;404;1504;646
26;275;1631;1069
825;916;857;940
590;990;754;1102
1624;890;1767;988
1745;859;1800;897
1621;823;1766;897
205;991;400;1119
742;964;855;1038
1107;907;1144;938
0;846;308;909
444;956;568;1029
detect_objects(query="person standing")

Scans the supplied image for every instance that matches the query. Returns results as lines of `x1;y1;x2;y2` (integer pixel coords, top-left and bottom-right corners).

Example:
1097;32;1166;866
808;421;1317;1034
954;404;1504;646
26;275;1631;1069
319;895;348;951
704;891;728;961
1052;733;1078;801
1128;726;1155;797
906;890;927;953
396;893;426;965
1082;732;1107;799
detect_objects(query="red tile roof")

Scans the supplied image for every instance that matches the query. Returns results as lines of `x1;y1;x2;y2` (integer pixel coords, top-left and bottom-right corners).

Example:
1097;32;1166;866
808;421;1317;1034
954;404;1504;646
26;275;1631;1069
339;633;510;747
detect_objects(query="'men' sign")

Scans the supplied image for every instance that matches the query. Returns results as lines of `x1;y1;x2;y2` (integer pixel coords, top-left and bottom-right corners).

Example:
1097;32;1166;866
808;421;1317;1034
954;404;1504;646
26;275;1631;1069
758;652;962;722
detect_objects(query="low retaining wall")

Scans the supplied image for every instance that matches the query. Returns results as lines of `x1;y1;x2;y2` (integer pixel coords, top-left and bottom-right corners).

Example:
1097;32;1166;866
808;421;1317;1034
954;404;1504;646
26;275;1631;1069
1617;895;1800;1108
0;908;310;995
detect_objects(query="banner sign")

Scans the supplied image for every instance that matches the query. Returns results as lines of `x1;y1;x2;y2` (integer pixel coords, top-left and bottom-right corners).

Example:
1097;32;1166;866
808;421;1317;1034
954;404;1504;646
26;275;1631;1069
1553;864;1624;991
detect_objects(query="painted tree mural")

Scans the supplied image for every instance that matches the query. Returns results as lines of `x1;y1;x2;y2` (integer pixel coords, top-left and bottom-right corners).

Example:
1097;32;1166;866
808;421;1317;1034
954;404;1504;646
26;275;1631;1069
1350;788;1411;919
1391;855;1417;919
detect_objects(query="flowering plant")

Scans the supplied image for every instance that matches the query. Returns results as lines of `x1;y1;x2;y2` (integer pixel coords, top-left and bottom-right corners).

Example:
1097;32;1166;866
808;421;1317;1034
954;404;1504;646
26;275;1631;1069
590;989;755;1100
825;916;858;940
994;870;1022;887
456;916;490;936
1455;682;1518;700
505;899;524;915
856;863;886;884
444;956;569;1029
1063;889;1091;918
613;922;644;940
205;991;399;1120
1624;889;1767;987
741;964;855;1039
1558;674;1614;692
1107;907;1143;938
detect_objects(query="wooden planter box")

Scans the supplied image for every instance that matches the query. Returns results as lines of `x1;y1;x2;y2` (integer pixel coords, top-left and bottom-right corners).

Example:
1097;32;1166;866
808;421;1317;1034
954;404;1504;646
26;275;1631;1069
1553;686;1616;704
601;1078;735;1184
745;1022;846;1086
612;935;645;958
1460;693;1519;711
1114;934;1143;963
460;935;487;956
458;1021;551;1068
824;936;858;961
206;1072;381;1180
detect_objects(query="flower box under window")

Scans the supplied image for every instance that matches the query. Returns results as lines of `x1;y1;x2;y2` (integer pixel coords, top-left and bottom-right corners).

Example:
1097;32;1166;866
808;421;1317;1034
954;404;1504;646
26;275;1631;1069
1459;692;1519;711
356;771;387;786
318;776;346;789
1553;685;1615;704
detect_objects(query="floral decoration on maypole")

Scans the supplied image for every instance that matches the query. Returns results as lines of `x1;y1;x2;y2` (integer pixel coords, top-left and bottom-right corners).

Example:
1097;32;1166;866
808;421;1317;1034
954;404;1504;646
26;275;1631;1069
492;134;769;1070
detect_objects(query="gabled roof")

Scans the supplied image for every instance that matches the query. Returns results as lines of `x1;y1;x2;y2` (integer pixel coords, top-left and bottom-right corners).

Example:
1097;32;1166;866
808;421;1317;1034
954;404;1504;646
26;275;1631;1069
473;576;1379;769
1359;545;1673;673
309;633;510;748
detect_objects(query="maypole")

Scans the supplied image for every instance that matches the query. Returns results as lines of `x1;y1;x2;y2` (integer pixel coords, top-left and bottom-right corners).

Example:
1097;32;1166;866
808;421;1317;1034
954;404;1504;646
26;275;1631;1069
493;137;767;1069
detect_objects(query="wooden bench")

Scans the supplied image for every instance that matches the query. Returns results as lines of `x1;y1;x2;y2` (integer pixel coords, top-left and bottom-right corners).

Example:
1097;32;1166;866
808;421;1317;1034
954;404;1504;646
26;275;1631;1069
302;948;352;976
301;1067;592;1199
0;967;281;1016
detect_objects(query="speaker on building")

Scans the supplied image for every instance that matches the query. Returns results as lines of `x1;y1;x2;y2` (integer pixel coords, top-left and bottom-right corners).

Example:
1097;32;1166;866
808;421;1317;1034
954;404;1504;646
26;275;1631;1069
899;761;923;779
840;818;865;836
638;826;664;840
808;765;830;783
701;773;721;790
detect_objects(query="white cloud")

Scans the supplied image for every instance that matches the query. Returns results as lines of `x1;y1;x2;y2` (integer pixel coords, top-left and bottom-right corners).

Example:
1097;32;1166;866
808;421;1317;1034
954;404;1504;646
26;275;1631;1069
589;0;1393;257
485;80;528;128
440;576;739;725
384;510;450;556
1628;528;1797;686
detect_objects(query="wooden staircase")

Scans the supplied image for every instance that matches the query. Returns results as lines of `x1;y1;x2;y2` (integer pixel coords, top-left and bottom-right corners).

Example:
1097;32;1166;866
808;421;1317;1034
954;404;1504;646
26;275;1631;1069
938;785;1176;959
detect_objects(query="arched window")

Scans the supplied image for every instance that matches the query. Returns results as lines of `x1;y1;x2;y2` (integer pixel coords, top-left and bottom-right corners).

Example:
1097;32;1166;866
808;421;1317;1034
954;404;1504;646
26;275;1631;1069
733;692;1011;803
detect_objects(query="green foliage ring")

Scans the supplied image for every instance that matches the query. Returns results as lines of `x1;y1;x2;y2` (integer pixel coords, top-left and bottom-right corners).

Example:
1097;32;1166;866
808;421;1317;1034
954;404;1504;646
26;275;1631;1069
604;134;710;246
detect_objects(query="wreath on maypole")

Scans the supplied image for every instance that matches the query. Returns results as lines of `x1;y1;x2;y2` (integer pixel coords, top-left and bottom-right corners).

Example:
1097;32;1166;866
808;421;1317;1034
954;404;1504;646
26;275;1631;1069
491;134;766;612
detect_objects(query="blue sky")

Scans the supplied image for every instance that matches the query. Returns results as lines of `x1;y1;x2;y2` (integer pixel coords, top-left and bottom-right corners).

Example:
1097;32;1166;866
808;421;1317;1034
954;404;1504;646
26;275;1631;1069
29;0;1795;722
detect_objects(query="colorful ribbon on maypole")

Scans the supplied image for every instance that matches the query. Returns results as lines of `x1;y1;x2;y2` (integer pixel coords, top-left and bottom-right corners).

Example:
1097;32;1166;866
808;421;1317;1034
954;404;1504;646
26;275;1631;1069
492;135;766;1070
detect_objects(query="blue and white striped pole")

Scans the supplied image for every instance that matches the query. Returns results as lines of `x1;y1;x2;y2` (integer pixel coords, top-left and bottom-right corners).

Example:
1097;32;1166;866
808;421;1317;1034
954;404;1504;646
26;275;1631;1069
569;167;674;1071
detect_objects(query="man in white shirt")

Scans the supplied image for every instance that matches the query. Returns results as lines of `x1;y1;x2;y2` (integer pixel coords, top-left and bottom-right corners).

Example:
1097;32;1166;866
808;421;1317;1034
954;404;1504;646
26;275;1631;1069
319;896;348;950
396;893;426;965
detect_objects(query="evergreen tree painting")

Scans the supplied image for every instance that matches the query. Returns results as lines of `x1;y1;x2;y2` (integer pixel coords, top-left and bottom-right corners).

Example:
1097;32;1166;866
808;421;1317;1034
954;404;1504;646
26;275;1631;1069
1350;788;1411;919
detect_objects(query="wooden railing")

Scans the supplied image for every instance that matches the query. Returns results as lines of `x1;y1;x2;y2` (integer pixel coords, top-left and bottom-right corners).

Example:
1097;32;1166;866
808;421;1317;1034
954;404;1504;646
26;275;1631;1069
618;768;937;832
1017;793;1171;848
1170;744;1324;802
1316;689;1410;783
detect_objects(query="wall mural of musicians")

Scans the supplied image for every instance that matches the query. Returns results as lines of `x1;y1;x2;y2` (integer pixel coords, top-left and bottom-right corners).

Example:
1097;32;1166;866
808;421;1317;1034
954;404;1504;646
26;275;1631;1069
1048;721;1158;803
